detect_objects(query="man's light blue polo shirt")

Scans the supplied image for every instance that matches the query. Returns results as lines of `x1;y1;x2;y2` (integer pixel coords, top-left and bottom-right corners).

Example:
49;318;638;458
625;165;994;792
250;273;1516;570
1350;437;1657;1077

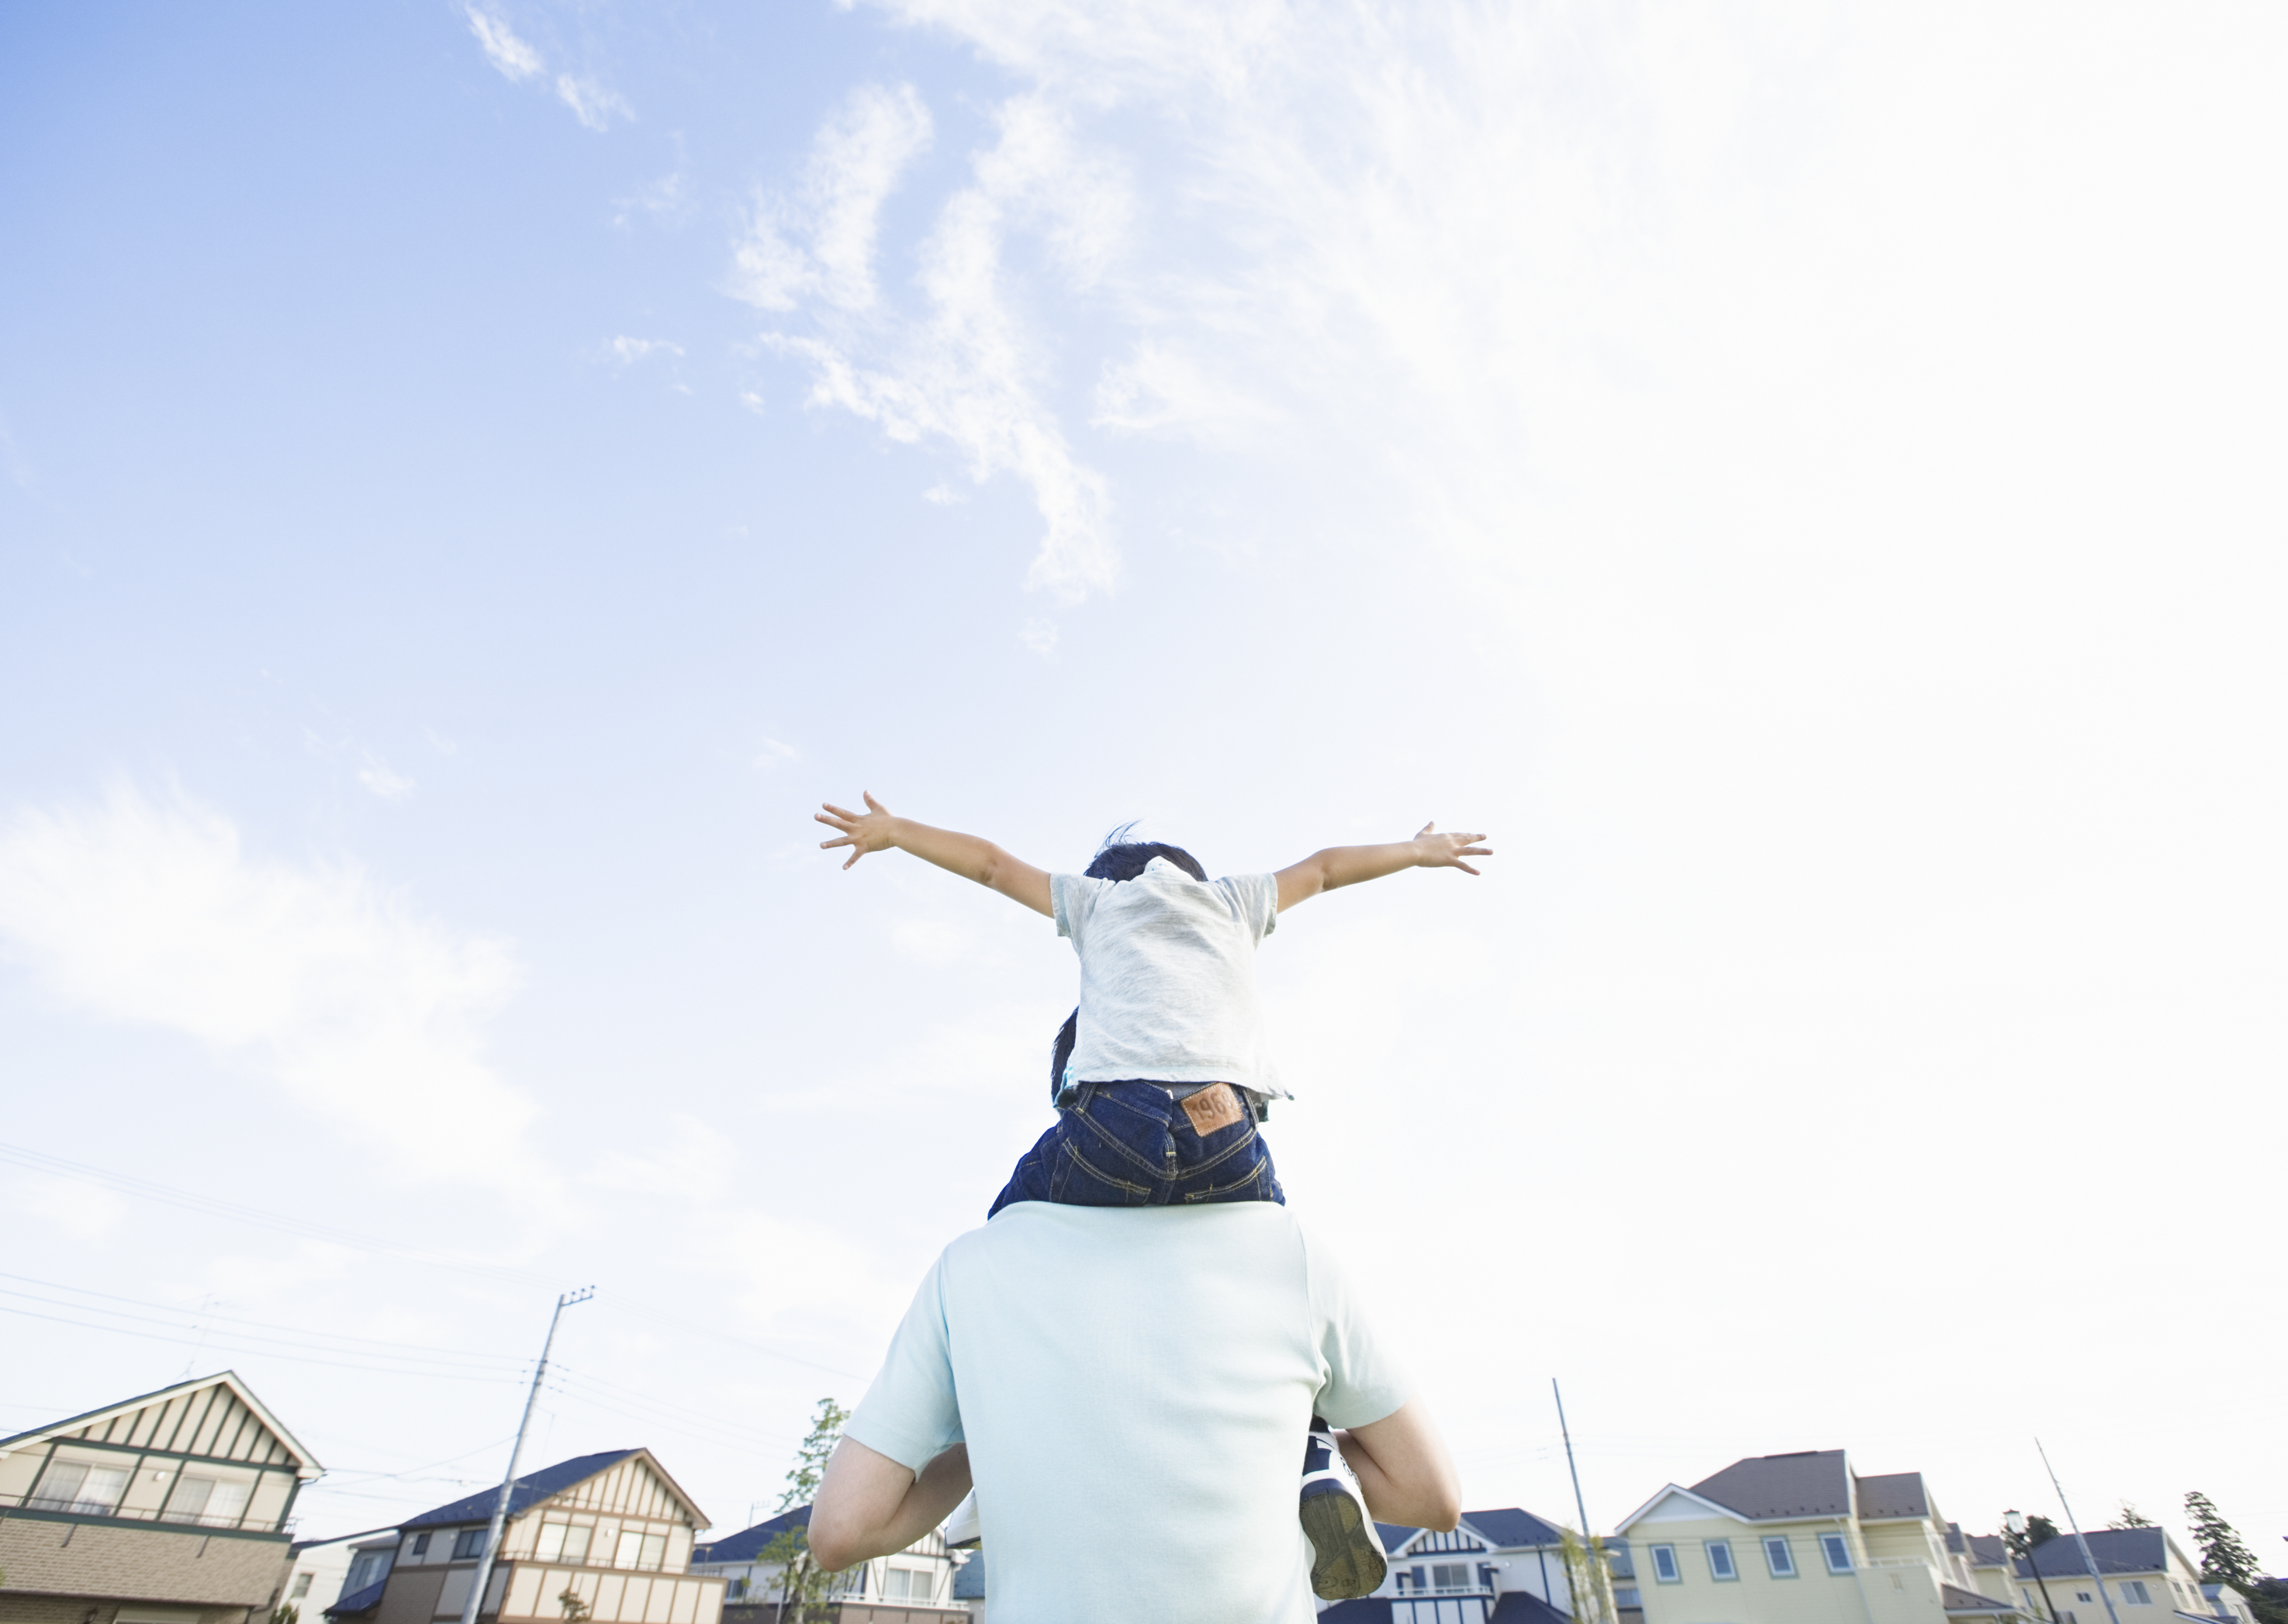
845;1202;1411;1624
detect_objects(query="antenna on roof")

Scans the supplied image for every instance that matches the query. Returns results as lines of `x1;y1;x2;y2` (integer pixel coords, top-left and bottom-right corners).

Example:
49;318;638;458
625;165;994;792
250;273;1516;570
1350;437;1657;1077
1554;1379;1592;1536
461;1288;595;1624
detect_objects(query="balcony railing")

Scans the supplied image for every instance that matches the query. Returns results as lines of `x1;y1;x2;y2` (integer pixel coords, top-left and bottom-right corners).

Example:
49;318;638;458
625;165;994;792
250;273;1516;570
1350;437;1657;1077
1;1489;292;1535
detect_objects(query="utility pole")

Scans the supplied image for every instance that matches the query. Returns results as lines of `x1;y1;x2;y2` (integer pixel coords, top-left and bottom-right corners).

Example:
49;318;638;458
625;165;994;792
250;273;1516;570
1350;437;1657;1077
461;1289;593;1624
1553;1379;1591;1538
2037;1439;2124;1624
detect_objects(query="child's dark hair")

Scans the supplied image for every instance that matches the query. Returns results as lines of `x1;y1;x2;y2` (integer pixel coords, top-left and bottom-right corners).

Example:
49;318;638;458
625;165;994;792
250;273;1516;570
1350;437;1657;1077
1049;824;1206;1094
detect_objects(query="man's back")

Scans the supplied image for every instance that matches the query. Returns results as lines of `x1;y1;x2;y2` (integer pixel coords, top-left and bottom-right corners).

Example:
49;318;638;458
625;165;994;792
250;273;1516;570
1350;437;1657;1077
845;1203;1408;1624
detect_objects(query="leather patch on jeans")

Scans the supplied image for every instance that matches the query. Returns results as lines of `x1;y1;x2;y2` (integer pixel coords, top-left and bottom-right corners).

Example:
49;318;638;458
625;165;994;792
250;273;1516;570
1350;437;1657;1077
1180;1083;1244;1136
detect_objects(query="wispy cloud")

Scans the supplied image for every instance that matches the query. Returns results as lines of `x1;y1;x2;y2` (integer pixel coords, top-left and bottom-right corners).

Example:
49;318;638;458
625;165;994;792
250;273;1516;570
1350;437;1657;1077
606;336;684;365
0;785;551;1202
556;75;632;132
356;757;415;800
465;8;541;82
732;88;1126;605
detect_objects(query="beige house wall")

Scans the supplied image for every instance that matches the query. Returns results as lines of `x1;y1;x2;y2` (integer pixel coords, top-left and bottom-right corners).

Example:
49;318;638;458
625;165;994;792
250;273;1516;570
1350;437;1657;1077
0;1519;290;1612
1630;1508;1986;1624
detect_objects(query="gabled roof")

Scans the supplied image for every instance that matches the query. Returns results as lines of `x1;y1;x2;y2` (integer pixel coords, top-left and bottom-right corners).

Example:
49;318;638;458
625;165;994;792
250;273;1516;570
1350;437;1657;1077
1691;1450;1851;1519
1968;1534;2013;1567
324;1579;389;1619
403;1450;641;1529
1941;1581;2018;1615
0;1371;321;1478
2017;1527;2169;1579
1491;1594;1572;1624
1858;1472;1931;1520
1460;1508;1569;1550
1613;1484;1753;1532
291;1526;402;1557
950;1552;983;1602
690;1506;809;1565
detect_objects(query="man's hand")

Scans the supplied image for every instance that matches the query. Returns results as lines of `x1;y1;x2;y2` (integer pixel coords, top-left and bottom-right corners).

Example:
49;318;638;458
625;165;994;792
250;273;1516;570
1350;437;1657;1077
817;791;904;870
1274;822;1491;911
814;792;1054;917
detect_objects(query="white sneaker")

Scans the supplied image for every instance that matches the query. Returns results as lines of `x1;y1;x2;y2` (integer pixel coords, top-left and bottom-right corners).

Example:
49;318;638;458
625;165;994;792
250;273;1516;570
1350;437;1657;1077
944;1488;981;1550
1300;1418;1388;1600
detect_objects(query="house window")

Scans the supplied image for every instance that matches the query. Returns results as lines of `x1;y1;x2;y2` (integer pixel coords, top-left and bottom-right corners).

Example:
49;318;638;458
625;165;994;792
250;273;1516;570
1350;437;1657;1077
453;1530;489;1561
559;1526;592;1564
641;1533;667;1571
1707;1540;1737;1581
2122;1583;2151;1605
1607;1541;1636;1580
1614;1588;1641;1608
617;1531;646;1569
535;1524;567;1563
883;1567;929;1601
33;1460;133;1517
2079;1592;2095;1603
725;1580;745;1601
291;1575;314;1599
1820;1532;1854;1573
1433;1563;1472;1591
1650;1545;1681;1584
164;1474;252;1527
411;1535;432;1558
1764;1537;1796;1577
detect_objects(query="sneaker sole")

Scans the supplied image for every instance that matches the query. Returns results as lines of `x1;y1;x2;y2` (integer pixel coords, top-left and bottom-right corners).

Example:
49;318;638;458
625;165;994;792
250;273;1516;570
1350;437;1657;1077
1301;1489;1388;1601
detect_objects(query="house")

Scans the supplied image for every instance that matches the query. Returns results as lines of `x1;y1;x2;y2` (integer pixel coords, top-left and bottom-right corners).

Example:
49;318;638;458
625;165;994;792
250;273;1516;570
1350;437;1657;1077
284;1529;401;1619
0;1371;323;1624
2008;1527;2224;1624
1612;1448;2030;1624
323;1449;723;1624
1316;1506;1584;1624
688;1505;966;1622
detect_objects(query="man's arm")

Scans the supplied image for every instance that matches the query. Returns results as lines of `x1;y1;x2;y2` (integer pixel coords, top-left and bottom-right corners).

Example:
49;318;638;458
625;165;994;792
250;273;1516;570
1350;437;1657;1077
807;1439;973;1574
816;792;1053;918
1274;823;1490;913
1335;1401;1461;1532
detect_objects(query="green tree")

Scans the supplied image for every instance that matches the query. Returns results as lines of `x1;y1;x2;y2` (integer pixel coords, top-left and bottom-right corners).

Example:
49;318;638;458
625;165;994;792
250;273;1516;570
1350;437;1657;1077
2186;1492;2260;1587
2110;1504;2155;1529
759;1398;848;1624
2025;1515;2062;1548
556;1588;591;1624
1558;1528;1616;1624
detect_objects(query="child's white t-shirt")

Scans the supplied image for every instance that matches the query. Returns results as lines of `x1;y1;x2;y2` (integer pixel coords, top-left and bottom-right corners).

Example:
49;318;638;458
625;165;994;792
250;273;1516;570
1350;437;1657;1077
1050;856;1287;1097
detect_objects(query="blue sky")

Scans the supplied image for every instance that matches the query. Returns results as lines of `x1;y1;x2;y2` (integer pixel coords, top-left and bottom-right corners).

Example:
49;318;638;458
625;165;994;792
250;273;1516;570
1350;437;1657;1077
4;0;2283;1561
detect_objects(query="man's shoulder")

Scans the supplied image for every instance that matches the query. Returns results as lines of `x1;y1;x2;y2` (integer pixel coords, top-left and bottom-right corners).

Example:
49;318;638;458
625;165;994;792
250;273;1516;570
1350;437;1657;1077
946;1202;1309;1267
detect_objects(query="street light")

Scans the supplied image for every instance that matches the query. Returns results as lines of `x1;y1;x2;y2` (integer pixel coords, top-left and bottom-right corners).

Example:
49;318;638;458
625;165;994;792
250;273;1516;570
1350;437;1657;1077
2006;1511;2064;1624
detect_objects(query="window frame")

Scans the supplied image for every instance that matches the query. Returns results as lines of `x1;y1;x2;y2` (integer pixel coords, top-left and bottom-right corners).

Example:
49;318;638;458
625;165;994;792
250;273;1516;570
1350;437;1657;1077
1650;1544;1681;1584
1763;1536;1797;1577
1706;1539;1738;1581
2121;1581;2151;1605
411;1534;432;1558
1820;1532;1854;1573
452;1529;489;1562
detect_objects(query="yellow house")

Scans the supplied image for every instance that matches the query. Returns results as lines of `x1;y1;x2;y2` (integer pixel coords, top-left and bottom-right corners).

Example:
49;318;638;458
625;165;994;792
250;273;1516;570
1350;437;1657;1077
2006;1527;2234;1624
1612;1449;2027;1624
326;1450;723;1624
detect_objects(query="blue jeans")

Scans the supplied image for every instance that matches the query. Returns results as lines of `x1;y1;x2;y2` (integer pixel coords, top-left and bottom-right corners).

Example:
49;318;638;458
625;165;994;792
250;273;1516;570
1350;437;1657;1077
987;1082;1286;1218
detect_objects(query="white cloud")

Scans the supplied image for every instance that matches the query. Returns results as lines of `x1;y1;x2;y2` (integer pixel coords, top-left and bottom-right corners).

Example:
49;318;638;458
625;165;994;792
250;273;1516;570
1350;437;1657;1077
1018;617;1058;655
0;785;551;1201
888;918;980;966
752;737;800;770
588;1114;738;1202
556;75;633;132
734;88;1125;602
9;1170;128;1241
729;84;934;314
465;8;541;82
357;756;415;800
606;336;684;365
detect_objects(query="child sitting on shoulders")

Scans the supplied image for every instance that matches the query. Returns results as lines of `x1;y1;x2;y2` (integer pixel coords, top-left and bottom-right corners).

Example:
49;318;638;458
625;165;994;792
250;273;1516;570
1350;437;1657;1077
814;791;1490;1601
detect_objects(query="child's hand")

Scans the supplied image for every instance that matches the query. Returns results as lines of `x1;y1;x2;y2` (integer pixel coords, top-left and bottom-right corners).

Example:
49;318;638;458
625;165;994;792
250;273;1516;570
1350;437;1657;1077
1412;823;1490;876
817;792;904;870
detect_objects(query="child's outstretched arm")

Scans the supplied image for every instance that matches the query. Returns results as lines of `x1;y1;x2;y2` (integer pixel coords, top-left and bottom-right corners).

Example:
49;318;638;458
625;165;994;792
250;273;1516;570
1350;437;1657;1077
1274;823;1489;912
816;791;1053;917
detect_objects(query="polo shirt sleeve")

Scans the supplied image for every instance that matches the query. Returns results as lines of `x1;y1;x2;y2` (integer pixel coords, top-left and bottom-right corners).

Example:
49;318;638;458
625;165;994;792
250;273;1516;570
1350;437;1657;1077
1049;872;1103;945
1301;1224;1410;1430
843;1252;966;1474
1224;873;1279;942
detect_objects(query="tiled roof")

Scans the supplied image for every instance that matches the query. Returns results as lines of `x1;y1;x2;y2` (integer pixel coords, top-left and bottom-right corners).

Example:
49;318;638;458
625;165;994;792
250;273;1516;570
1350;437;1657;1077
1375;1522;1420;1550
1315;1602;1393;1624
1461;1509;1568;1550
403;1451;639;1529
690;1507;810;1565
1691;1450;1851;1519
323;1580;388;1618
950;1553;984;1602
1858;1473;1931;1520
1491;1592;1572;1623
2017;1527;2166;1578
1941;1581;2017;1613
1968;1535;2013;1567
